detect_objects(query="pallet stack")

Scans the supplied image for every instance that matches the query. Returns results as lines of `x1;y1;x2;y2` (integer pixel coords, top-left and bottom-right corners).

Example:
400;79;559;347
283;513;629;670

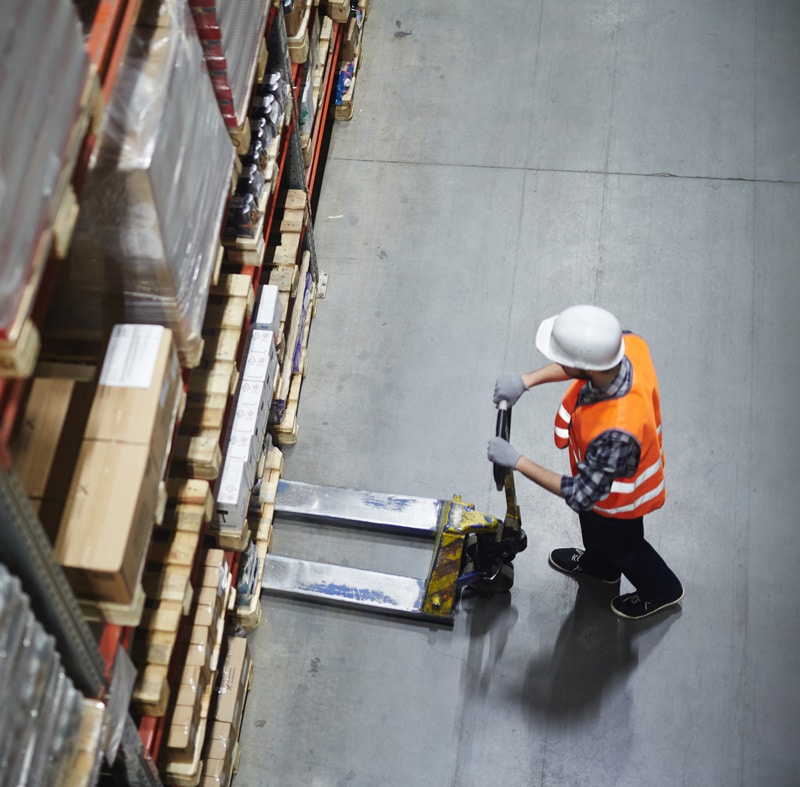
53;326;184;627
1;0;376;781
266;190;317;446
174;275;255;485
47;0;235;369
0;0;96;377
130;479;215;716
189;0;270;131
334;0;370;120
160;550;234;785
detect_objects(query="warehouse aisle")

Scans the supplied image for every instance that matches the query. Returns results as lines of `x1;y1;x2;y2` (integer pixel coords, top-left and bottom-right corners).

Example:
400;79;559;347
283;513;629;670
235;2;800;786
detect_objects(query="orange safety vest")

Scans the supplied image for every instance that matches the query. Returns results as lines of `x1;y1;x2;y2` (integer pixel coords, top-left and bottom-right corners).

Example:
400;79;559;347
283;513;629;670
554;334;666;518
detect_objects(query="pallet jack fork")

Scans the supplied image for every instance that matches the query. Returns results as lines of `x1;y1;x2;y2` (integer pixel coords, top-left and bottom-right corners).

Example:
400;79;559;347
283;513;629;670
261;404;526;624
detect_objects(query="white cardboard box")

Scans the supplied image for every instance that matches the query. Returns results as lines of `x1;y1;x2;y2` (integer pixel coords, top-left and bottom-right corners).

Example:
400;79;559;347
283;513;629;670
253;285;282;336
213;457;250;531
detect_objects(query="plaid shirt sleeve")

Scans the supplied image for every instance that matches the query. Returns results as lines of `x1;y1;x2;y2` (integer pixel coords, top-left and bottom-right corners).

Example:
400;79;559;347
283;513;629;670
560;429;641;512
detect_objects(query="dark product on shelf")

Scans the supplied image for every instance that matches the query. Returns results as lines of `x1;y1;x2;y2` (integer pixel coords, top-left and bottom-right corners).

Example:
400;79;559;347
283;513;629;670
237;163;267;202
257;70;290;114
249;115;277;150
241;136;269;172
225;193;262;239
251;93;282;129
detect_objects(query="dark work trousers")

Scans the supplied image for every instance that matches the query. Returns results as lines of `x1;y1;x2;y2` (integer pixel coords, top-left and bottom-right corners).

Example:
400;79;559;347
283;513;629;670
578;509;683;601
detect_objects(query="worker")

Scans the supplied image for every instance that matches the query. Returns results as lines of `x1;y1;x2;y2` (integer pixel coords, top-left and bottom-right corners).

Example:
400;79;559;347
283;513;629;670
488;304;683;620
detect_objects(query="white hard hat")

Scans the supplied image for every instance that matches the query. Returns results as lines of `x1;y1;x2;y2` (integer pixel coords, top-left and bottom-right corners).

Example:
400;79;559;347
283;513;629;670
536;305;625;370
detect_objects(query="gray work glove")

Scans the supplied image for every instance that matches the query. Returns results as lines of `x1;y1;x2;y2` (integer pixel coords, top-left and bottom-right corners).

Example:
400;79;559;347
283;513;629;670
493;374;527;407
487;437;522;469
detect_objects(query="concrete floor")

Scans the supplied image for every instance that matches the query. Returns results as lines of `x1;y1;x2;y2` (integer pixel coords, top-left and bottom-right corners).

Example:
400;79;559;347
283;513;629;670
234;2;800;785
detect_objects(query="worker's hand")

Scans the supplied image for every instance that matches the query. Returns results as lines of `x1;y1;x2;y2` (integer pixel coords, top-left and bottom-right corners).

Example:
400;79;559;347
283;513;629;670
493;374;528;407
488;437;522;469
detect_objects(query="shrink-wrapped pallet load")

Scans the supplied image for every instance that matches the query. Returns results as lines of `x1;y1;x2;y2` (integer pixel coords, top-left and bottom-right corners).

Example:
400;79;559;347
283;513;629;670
52;0;235;366
0;0;89;335
192;0;271;128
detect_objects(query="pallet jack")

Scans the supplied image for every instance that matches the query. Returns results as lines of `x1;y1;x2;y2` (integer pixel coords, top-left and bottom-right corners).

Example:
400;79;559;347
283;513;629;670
261;403;527;624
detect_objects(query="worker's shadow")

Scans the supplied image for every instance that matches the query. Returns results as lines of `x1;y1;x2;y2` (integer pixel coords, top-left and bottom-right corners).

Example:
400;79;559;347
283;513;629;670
519;581;680;722
458;590;520;698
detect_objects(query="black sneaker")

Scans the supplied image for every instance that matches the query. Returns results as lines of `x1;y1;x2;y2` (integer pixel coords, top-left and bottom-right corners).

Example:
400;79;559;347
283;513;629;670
548;548;621;583
611;589;684;620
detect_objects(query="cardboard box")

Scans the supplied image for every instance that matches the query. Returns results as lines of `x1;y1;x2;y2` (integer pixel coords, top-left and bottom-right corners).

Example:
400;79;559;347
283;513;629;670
253;285;282;334
204;549;227;570
182;622;217;655
200;561;228;593
201;755;231;787
340;15;359;63
184;640;213;674
11;377;92;499
174;662;210;709
55;441;160;604
84;325;182;477
212;456;251;532
11;377;94;539
166;705;199;752
242;329;276;383
192;586;223;628
205;719;235;762
224;429;260;483
215;637;251;725
285;0;308;37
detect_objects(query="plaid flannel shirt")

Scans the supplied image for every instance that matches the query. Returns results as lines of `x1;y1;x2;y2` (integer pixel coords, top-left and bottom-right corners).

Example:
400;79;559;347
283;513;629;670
560;355;643;512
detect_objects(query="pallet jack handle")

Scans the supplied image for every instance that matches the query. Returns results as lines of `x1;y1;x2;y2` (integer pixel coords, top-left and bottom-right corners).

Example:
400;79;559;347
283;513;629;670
493;399;511;491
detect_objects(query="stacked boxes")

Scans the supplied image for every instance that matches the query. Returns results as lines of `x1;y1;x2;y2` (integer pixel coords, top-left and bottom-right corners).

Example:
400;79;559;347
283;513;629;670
54;325;182;609
213;324;279;538
10;377;93;541
0;565;89;787
163;549;232;782
190;0;271;129
0;0;90;335
286;0;312;63
202;636;253;787
54;0;235;366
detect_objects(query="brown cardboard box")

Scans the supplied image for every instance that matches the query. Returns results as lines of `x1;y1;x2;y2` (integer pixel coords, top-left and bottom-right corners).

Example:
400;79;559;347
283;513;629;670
340;16;358;63
215;637;251;725
285;0;309;37
205;719;234;762
56;440;160;604
200;755;231;787
204;548;227;570
192;586;222;628
11;377;94;540
183;622;214;649
166;705;199;752
84;325;181;477
174;663;211;709
184;640;213;674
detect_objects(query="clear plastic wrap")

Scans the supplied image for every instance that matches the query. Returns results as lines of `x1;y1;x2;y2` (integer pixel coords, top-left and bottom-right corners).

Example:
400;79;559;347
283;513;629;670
0;0;90;333
0;564;87;787
221;0;270;125
57;0;235;364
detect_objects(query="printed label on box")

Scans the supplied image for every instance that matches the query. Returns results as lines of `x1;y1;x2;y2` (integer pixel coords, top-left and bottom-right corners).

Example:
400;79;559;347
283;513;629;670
100;325;165;389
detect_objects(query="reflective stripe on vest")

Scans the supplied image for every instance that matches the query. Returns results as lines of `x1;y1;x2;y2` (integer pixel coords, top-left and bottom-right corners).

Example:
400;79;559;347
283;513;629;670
596;455;665;516
553;334;666;518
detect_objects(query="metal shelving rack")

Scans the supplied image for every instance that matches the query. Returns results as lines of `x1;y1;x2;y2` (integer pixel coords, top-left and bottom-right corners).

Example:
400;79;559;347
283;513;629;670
0;1;348;784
